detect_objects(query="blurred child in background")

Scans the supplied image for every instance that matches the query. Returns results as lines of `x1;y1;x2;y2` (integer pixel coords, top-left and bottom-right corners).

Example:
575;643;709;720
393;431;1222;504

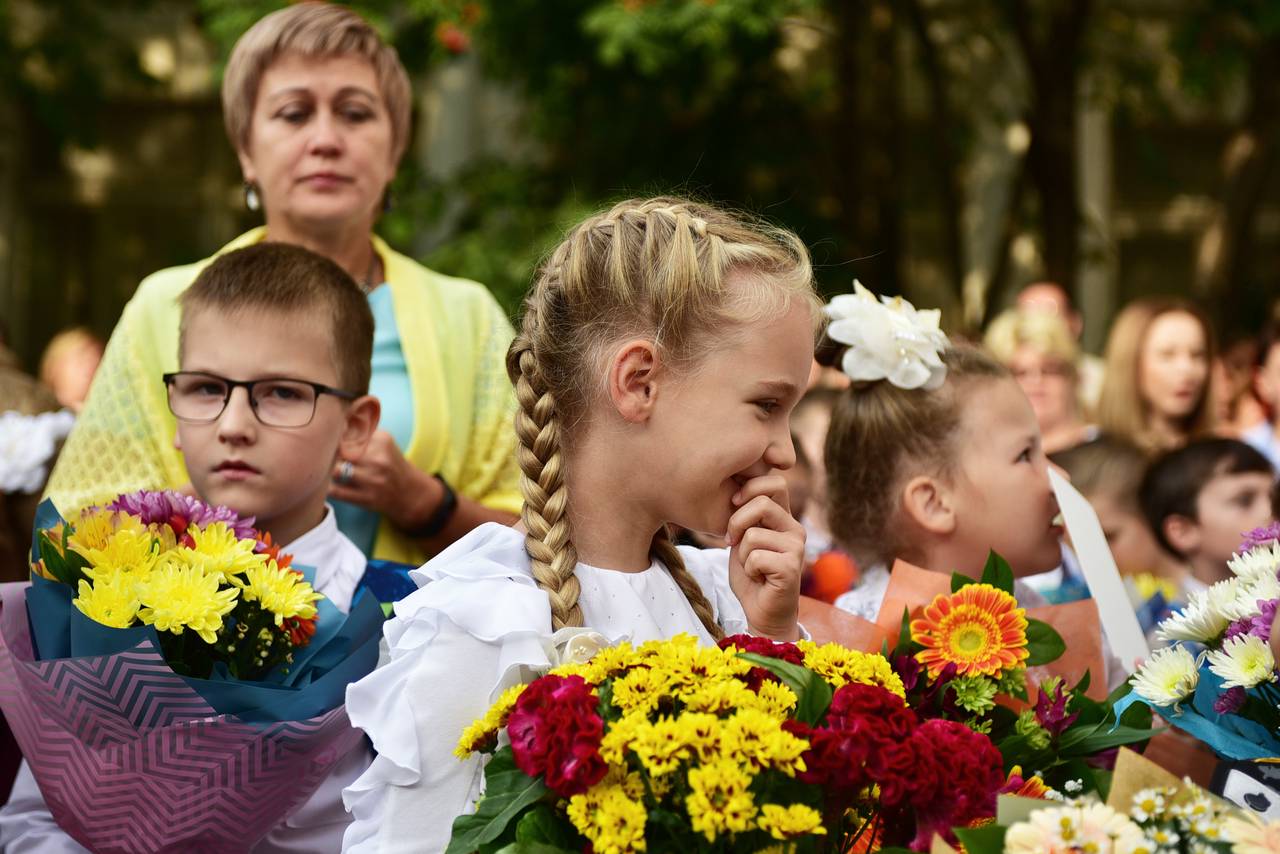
1139;437;1275;595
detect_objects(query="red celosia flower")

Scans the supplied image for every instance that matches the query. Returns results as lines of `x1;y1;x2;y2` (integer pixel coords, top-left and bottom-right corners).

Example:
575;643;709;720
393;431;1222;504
798;683;919;807
720;633;806;690
507;675;607;797
907;719;1004;849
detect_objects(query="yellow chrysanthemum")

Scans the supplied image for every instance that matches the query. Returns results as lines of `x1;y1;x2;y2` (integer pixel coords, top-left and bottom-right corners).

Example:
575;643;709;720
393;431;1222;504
757;803;826;840
183;522;268;580
719;708;807;775
629;716;696;776
647;639;752;690
67;508;145;557
72;574;141;628
454;683;528;758
796;641;905;697
600;713;646;765
233;561;322;624
136;563;239;643
566;784;647;854
578;642;642;682
76;526;160;580
685;759;757;842
751;679;799;719
611;666;669;715
910;584;1029;678
678;678;760;715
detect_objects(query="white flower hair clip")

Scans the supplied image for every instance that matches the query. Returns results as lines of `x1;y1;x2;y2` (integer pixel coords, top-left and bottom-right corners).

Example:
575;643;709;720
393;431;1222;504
825;280;950;390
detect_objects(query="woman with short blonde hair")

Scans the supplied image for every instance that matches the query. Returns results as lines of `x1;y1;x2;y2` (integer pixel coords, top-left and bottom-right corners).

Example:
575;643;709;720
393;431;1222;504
46;2;520;566
984;307;1093;454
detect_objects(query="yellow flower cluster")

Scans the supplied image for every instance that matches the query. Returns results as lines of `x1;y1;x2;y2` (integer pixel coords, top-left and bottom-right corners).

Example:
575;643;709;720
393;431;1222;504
796;640;906;697
566;767;648;854
68;515;320;646
454;683;528;758
459;634;901;848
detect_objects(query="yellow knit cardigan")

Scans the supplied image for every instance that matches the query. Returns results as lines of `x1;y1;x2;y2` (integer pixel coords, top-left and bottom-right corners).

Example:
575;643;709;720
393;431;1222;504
45;228;522;564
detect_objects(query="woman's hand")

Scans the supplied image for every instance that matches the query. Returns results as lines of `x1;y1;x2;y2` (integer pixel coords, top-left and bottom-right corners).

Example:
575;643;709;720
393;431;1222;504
725;473;805;641
329;430;442;528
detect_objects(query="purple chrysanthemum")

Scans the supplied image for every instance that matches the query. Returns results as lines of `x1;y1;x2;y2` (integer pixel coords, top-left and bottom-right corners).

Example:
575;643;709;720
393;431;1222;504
107;490;256;541
1240;523;1280;552
1214;686;1247;716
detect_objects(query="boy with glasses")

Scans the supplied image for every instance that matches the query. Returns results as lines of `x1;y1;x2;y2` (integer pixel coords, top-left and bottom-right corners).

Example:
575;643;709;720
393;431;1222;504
0;243;381;850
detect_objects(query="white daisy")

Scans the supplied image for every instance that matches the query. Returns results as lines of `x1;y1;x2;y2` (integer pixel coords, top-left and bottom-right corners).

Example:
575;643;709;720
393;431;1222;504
1130;788;1167;823
1132;645;1200;708
1206;634;1277;690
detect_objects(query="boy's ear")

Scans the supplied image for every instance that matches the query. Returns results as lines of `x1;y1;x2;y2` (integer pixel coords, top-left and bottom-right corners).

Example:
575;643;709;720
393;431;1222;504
1162;513;1202;558
338;395;381;460
607;339;660;423
901;475;957;537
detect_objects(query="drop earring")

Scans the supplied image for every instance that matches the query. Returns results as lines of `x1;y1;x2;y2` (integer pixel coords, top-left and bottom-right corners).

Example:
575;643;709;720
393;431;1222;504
243;182;261;212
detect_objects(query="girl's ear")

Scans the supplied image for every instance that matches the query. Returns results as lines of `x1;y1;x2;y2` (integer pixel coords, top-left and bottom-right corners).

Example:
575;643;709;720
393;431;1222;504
900;474;957;537
607;339;661;423
338;395;381;459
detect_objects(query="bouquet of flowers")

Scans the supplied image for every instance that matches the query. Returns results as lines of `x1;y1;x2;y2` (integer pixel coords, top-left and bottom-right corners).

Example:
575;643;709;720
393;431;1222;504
35;490;322;680
881;554;1156;796
0;490;384;854
1119;524;1280;761
449;632;1011;853
946;748;1279;854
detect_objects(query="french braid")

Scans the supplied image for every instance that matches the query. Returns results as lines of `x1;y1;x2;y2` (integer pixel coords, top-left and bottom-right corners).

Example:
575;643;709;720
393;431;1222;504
508;196;819;637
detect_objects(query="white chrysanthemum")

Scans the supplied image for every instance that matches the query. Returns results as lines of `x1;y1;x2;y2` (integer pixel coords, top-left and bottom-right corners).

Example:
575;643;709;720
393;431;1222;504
1132;645;1200;708
1206;634;1276;690
1223;573;1280;622
1228;542;1280;582
825;280;950;390
1157;583;1235;643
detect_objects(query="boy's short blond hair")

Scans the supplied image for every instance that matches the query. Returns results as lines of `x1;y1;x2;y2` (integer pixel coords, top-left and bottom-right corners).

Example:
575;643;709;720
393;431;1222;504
221;2;413;165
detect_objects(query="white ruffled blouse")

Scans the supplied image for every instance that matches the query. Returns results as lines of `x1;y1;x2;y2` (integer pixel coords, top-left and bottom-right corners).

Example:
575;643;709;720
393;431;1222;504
341;522;752;853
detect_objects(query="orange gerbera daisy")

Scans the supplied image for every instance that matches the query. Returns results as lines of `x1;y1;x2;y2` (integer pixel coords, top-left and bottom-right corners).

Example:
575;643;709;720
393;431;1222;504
910;583;1028;677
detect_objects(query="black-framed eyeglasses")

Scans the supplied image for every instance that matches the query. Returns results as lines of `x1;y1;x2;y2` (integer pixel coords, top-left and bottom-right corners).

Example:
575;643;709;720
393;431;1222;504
162;371;357;428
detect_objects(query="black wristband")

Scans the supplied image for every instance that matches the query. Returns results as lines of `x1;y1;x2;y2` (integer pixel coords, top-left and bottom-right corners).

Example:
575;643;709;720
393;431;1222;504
405;474;458;539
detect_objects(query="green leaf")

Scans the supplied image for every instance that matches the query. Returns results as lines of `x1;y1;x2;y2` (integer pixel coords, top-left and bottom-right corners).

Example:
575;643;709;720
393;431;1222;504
37;530;81;587
1064;724;1164;757
513;804;579;849
737;652;833;726
446;750;548;854
951;571;971;593
1074;669;1091;696
954;823;1008;854
980;551;1015;594
493;844;572;854
1024;619;1065;666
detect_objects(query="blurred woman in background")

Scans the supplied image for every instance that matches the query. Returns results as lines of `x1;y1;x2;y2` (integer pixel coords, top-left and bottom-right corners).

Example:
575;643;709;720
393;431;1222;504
1096;298;1214;455
984;307;1094;454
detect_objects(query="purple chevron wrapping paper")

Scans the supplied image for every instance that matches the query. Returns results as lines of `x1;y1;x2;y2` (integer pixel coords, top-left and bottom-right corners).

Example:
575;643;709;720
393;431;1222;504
0;583;363;853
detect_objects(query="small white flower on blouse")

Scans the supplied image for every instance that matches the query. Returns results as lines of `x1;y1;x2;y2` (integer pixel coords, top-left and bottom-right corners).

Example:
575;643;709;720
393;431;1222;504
544;627;611;667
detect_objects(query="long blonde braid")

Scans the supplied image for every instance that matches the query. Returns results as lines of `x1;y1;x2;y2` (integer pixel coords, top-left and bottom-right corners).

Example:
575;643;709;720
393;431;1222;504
507;197;819;636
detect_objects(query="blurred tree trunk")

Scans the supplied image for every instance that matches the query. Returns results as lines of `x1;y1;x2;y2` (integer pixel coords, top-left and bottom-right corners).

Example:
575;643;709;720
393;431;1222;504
1000;0;1093;294
831;0;903;294
1193;30;1280;315
903;0;965;305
